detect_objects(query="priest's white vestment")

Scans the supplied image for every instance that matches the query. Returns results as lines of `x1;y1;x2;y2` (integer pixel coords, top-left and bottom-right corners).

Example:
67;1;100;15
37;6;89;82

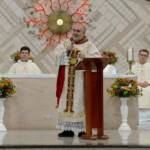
55;39;99;131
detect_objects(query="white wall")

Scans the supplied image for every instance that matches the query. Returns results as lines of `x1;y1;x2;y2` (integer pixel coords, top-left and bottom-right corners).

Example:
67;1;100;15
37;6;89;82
0;0;149;73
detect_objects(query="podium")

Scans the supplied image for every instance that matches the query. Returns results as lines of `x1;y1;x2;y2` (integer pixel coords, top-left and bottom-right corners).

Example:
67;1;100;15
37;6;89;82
76;57;110;139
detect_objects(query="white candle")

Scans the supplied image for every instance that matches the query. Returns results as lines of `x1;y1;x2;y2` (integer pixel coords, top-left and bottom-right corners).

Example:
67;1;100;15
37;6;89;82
127;48;134;61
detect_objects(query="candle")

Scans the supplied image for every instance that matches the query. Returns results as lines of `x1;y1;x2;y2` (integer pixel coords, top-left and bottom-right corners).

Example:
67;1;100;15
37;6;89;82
127;48;134;61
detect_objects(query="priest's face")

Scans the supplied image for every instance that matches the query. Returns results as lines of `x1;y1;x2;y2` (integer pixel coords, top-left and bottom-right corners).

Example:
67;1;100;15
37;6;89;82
19;50;30;62
72;26;85;42
138;51;149;64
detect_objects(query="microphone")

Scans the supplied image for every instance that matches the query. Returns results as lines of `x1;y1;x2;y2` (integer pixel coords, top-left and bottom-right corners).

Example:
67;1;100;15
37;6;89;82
67;50;71;56
67;40;74;56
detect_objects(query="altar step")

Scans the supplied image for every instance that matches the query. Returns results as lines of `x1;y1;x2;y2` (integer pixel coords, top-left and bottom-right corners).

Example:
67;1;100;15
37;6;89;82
1;146;150;150
0;130;150;150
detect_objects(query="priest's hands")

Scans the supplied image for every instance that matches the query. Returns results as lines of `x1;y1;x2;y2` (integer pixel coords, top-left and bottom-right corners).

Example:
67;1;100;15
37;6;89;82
66;44;73;51
65;40;74;51
78;52;85;59
138;81;150;88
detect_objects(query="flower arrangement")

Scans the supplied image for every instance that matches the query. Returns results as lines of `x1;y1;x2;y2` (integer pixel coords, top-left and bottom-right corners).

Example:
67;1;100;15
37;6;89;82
10;51;33;62
107;78;142;97
0;77;16;98
101;50;118;64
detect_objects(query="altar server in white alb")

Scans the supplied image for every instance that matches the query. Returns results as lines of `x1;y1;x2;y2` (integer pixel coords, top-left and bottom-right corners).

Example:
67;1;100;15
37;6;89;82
55;24;100;137
8;46;42;74
132;49;150;126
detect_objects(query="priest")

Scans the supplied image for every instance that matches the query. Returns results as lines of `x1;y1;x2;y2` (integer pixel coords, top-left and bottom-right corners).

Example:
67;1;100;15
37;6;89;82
55;25;100;137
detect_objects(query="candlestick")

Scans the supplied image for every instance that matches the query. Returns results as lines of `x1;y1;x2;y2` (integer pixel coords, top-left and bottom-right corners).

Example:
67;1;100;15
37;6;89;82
126;48;134;75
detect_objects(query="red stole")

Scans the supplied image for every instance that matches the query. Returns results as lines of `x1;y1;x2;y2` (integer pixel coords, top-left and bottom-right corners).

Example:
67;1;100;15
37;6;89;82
56;65;65;106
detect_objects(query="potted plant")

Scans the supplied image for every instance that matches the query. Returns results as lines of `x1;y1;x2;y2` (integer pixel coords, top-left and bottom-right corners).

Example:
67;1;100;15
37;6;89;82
107;78;142;131
0;77;16;131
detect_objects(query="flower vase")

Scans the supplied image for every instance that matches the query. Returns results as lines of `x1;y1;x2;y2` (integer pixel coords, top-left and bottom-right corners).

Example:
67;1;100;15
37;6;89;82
119;97;131;131
0;98;7;131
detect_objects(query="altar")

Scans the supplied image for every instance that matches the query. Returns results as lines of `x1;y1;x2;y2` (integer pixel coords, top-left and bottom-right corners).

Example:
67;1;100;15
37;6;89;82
0;74;139;130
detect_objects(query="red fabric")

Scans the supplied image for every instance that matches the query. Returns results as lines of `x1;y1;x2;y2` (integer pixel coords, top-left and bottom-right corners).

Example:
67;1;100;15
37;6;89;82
56;65;65;106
